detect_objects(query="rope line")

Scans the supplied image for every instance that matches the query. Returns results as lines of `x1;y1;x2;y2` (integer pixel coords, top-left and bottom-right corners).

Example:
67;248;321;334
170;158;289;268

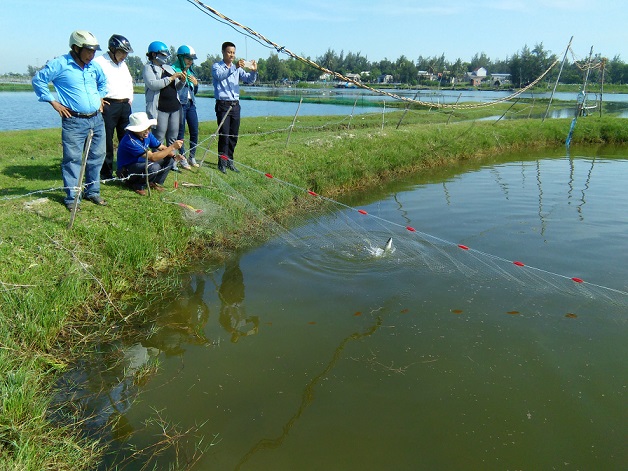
186;0;559;109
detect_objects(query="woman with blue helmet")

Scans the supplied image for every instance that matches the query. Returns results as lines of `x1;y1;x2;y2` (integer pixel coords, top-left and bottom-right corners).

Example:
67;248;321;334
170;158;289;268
143;41;191;170
173;45;200;168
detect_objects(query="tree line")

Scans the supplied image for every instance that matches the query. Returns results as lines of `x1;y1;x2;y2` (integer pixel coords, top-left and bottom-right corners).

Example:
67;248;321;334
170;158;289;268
24;42;628;86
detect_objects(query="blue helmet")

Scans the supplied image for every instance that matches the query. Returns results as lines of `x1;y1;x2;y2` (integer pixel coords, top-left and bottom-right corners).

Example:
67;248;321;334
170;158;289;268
147;41;169;55
176;45;197;60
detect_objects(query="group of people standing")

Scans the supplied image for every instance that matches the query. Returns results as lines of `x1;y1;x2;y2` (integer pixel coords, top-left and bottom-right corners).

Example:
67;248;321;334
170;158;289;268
32;30;258;210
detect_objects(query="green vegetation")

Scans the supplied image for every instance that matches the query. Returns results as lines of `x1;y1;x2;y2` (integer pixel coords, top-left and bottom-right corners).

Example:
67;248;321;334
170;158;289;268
8;38;628;89
1;110;627;470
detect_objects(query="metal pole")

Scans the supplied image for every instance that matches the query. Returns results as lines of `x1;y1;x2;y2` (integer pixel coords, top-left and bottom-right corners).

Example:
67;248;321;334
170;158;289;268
67;129;94;230
286;97;303;148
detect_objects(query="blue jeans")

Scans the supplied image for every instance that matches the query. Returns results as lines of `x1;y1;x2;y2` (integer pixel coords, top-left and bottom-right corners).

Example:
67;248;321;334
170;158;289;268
178;100;199;161
61;114;105;205
117;157;174;190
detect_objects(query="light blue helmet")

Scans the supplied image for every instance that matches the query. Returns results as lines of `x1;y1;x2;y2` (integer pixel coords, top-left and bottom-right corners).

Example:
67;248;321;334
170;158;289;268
177;45;197;60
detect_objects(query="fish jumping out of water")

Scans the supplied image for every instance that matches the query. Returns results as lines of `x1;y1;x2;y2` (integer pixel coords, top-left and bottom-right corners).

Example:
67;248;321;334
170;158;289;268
383;237;393;252
368;237;394;257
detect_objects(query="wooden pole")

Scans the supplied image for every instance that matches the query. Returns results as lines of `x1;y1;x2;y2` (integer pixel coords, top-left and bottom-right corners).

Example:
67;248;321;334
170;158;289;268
599;58;606;118
447;93;462;125
67;129;93;230
494;97;519;124
396;89;421;129
286;97;303;148
200;105;233;167
381;101;386;130
348;96;358;129
543;36;573;122
566;45;594;148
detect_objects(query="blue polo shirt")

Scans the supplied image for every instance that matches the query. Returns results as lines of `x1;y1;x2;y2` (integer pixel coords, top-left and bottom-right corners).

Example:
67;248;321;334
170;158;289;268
117;131;162;169
32;53;107;114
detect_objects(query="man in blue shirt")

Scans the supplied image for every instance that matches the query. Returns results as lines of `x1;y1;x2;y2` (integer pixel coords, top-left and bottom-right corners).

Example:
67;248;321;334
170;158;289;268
212;41;258;174
117;112;183;196
32;30;108;210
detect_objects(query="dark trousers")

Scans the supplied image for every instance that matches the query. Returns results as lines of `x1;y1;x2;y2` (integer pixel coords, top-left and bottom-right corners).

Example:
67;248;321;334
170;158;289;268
101;101;132;179
178;100;199;161
117;157;173;190
215;101;241;167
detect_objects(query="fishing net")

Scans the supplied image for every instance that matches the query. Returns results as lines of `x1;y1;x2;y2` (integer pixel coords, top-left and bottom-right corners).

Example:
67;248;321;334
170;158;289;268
183;160;628;315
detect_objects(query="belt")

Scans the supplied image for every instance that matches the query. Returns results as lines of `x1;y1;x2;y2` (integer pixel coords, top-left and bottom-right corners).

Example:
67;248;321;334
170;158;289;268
217;99;239;106
105;98;129;103
69;110;98;118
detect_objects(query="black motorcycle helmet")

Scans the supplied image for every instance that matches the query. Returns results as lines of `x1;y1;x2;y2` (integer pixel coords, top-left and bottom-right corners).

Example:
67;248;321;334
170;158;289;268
108;34;133;54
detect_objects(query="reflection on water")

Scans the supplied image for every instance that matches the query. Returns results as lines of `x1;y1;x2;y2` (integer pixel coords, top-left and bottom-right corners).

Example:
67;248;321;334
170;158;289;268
143;276;211;356
58;151;628;470
218;255;259;343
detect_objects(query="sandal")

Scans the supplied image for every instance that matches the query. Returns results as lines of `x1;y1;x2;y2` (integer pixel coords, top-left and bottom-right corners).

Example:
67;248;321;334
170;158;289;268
85;195;107;206
149;183;166;192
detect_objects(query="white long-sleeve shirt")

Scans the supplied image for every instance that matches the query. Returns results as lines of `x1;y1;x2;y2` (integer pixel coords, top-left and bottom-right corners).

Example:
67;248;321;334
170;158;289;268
93;52;134;103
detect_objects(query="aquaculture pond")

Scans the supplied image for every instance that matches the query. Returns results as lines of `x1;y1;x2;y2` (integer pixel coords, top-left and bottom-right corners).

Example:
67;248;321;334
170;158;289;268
59;148;627;470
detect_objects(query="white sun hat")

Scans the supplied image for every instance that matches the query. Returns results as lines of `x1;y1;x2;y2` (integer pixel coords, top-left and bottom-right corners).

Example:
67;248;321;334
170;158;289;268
125;112;157;132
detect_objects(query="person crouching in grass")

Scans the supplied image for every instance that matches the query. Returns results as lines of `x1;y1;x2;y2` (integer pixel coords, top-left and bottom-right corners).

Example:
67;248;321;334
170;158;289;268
116;112;184;195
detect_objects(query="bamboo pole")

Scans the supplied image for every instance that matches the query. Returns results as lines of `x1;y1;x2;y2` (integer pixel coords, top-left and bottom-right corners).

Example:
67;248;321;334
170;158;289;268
348;96;358;129
67;129;94;230
543;36;573;122
447;93;462;125
200;105;233;167
396;88;421;129
286;97;303;148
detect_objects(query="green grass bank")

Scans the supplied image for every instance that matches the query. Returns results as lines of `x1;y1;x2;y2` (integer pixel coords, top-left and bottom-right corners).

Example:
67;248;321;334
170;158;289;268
1;110;627;470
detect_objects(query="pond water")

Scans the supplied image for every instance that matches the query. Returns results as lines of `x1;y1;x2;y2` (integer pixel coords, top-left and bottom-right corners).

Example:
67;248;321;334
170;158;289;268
56;148;628;470
0;90;380;131
3;89;628;131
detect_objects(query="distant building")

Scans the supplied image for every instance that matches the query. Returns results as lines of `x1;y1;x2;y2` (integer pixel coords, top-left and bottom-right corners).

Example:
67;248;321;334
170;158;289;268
491;73;511;87
345;73;361;83
417;70;438;81
466;67;488;86
378;74;394;84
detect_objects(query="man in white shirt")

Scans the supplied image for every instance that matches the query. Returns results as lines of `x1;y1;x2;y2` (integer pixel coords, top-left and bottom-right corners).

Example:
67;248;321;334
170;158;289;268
94;34;134;180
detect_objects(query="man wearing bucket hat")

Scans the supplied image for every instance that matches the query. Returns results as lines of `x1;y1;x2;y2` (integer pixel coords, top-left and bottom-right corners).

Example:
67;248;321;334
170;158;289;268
32;30;108;210
116;112;184;195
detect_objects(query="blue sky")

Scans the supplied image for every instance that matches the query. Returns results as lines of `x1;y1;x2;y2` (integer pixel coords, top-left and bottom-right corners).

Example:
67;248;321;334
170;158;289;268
3;0;627;74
